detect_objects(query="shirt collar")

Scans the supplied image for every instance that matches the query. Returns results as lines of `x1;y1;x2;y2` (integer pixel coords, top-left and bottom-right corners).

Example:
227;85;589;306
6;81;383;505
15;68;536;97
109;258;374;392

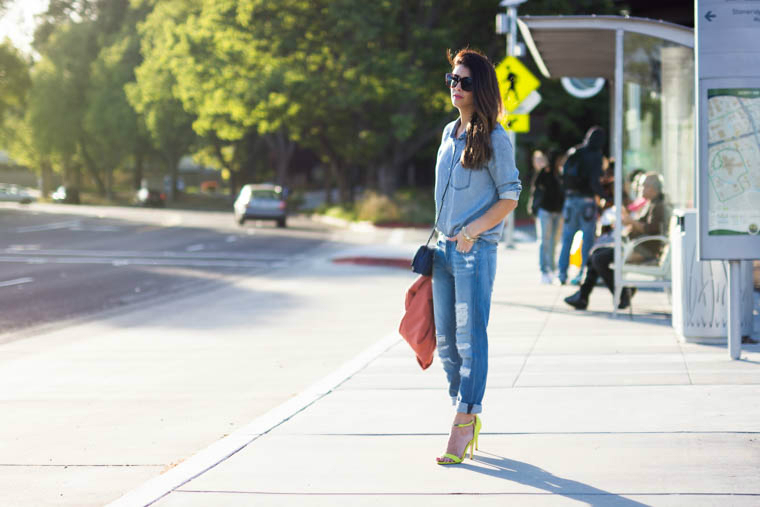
450;119;467;140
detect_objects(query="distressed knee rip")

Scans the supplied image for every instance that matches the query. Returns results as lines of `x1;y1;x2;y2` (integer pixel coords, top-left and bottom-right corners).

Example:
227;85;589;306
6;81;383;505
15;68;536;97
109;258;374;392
460;365;471;378
455;302;469;329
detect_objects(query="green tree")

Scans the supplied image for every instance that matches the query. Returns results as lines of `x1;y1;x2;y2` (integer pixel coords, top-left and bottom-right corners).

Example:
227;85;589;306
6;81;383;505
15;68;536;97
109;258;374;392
85;0;154;194
27;22;99;194
153;0;502;202
0;41;30;136
126;0;197;201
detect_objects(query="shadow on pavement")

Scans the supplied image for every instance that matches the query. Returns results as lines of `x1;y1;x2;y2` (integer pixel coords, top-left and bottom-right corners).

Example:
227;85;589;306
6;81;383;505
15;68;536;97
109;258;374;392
465;451;650;507
491;299;673;328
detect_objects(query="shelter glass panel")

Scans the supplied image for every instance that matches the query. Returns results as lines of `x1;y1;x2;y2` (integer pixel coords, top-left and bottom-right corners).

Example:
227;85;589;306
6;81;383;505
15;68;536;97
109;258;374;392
623;33;695;211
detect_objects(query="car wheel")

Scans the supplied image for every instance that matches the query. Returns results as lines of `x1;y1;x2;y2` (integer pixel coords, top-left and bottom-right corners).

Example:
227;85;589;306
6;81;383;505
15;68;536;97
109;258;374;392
277;217;286;228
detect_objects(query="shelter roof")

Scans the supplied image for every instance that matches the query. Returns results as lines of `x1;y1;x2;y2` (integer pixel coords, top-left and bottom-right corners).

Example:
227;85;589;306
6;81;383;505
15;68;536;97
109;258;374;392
517;15;694;79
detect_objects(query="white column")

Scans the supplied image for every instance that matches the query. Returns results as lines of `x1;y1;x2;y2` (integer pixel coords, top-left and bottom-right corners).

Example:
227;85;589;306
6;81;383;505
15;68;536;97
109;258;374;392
613;29;624;314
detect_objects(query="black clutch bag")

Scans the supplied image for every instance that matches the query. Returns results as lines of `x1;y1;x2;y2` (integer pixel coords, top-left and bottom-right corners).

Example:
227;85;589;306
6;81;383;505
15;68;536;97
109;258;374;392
411;245;435;276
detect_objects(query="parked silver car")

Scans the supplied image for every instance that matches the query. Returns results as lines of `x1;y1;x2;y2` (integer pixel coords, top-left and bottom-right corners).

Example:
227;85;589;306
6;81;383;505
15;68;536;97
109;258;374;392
233;183;287;227
0;184;35;204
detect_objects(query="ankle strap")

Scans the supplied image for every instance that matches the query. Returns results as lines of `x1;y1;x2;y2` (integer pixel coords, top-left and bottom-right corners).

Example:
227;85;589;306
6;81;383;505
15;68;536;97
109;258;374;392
453;420;475;428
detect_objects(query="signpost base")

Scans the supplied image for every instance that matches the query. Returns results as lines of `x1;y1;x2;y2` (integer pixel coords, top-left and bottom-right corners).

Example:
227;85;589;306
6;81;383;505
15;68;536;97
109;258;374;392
727;259;742;360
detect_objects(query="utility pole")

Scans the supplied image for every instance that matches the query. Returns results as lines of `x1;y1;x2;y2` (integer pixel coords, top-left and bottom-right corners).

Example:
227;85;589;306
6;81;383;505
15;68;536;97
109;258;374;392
497;0;527;248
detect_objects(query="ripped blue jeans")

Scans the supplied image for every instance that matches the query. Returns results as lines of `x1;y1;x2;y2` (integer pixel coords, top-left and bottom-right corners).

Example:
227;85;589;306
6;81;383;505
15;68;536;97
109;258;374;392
432;238;498;414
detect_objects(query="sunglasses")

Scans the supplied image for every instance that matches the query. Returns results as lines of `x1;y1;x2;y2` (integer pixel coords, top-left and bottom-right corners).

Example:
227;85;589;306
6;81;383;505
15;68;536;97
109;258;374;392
445;73;473;92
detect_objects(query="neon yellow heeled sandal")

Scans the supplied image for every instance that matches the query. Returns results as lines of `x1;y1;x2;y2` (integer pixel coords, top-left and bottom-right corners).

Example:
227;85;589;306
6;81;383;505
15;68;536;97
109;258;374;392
436;415;482;465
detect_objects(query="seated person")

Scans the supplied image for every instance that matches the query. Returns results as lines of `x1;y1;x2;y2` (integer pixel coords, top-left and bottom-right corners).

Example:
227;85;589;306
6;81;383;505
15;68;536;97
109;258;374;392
564;172;667;311
625;169;648;215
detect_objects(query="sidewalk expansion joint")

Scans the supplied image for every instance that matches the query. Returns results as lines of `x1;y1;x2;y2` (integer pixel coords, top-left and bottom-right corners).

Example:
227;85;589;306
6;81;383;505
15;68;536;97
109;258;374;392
171;490;760;497
107;332;401;507
511;288;562;388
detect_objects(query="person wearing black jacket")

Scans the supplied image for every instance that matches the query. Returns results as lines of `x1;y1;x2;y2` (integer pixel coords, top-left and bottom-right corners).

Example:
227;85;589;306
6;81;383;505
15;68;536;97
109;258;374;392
556;126;610;285
530;150;564;284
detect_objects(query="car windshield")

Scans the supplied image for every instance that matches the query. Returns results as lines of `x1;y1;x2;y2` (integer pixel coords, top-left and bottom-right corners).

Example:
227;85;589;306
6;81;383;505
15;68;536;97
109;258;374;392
250;190;281;200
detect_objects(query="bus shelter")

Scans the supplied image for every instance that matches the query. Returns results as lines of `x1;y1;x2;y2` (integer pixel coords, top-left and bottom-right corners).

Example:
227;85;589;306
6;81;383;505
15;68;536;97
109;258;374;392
517;15;695;313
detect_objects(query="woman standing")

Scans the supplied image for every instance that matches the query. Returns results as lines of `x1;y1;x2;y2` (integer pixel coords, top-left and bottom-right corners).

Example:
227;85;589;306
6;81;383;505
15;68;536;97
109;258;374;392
433;49;521;465
531;150;565;284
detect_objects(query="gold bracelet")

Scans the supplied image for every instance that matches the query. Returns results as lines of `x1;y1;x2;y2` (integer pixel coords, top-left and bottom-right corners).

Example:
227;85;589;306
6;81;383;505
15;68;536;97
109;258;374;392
462;226;478;243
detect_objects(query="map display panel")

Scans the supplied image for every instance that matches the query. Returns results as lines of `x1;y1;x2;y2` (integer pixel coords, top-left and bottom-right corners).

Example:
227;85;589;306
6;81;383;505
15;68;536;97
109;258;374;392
707;88;760;236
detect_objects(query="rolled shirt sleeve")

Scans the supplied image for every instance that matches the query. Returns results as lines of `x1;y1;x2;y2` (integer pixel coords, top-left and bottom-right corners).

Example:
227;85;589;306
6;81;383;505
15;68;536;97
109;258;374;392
434;121;523;243
488;129;522;201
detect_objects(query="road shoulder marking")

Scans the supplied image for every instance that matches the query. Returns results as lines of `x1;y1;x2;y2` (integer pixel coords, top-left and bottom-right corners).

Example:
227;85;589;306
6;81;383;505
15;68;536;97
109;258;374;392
0;277;34;288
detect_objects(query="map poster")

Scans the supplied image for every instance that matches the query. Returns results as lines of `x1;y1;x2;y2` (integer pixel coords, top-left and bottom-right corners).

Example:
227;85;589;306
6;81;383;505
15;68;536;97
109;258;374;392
706;88;760;236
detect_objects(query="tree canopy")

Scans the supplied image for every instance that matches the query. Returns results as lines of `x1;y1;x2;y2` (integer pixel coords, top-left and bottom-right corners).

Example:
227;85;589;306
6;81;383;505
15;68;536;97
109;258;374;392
1;0;622;206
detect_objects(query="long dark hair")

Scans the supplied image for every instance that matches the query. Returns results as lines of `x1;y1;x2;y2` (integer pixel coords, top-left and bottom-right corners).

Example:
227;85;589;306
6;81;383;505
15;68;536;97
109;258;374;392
448;48;504;169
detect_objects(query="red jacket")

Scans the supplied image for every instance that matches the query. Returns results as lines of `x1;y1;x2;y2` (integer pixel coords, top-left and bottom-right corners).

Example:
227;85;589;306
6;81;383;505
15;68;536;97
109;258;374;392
399;275;436;370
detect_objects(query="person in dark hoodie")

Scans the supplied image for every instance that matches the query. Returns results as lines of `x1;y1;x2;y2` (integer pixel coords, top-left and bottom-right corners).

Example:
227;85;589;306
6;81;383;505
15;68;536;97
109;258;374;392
556;126;610;285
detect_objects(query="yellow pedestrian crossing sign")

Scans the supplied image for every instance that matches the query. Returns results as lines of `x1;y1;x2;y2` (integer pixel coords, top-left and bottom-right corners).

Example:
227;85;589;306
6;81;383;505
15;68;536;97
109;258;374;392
495;56;540;113
500;114;529;133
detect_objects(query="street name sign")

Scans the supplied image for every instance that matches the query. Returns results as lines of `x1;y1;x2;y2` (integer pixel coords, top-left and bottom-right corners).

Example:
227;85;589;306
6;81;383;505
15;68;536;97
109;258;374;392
696;0;760;260
495;56;540;113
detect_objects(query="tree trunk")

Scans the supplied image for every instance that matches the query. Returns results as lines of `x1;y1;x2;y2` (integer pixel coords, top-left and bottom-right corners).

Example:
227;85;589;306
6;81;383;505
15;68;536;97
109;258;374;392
229;169;239;199
324;167;334;205
377;165;395;196
105;168;113;201
134;149;144;190
72;165;82;189
378;122;445;195
169;157;179;202
329;163;351;204
40;160;54;198
80;140;107;196
263;131;296;187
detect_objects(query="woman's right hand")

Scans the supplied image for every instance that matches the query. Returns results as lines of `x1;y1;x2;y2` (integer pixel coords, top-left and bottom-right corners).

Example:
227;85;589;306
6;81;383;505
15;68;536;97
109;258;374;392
449;231;474;254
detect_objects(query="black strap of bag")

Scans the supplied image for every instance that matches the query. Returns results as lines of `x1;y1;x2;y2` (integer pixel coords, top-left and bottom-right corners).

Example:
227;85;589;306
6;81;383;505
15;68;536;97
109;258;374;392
411;167;453;276
428;170;453;246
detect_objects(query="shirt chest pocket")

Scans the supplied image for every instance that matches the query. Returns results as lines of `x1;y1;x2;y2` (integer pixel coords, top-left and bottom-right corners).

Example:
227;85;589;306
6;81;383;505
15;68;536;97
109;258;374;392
452;164;472;190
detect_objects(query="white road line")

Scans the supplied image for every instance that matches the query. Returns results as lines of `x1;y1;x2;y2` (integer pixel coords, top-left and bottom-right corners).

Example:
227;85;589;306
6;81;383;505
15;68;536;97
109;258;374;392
2;248;295;261
8;244;40;251
0;277;34;288
185;244;204;252
68;225;121;232
0;256;274;269
15;220;81;233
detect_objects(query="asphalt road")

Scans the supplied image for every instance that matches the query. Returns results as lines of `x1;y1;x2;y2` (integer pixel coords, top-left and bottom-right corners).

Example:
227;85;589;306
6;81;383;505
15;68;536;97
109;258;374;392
0;201;420;507
0;203;334;337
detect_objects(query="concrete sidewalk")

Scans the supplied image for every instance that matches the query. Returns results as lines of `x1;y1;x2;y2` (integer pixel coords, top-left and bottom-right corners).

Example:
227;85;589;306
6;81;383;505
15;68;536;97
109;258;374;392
114;237;760;507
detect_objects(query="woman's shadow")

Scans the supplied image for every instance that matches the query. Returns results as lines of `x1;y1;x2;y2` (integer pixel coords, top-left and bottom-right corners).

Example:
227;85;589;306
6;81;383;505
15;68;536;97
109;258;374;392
452;451;651;507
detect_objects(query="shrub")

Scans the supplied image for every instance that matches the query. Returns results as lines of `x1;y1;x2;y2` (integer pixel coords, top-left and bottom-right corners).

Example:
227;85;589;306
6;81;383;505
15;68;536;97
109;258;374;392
356;191;401;223
394;188;435;226
315;203;358;222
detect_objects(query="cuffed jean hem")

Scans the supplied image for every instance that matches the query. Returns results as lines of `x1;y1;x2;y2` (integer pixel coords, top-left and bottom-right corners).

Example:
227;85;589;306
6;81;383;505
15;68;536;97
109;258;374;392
455;400;482;414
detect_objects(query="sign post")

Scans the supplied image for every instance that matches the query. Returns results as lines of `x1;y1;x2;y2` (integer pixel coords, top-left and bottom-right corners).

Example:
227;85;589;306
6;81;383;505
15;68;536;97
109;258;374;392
696;0;760;359
496;0;537;247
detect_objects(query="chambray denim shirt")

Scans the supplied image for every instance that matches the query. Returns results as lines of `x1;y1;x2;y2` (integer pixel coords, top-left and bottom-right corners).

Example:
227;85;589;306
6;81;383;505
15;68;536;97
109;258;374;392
434;119;522;243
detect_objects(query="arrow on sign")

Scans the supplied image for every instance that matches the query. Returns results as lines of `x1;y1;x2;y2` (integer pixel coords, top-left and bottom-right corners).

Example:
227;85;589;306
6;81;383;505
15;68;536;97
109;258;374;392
705;10;716;22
